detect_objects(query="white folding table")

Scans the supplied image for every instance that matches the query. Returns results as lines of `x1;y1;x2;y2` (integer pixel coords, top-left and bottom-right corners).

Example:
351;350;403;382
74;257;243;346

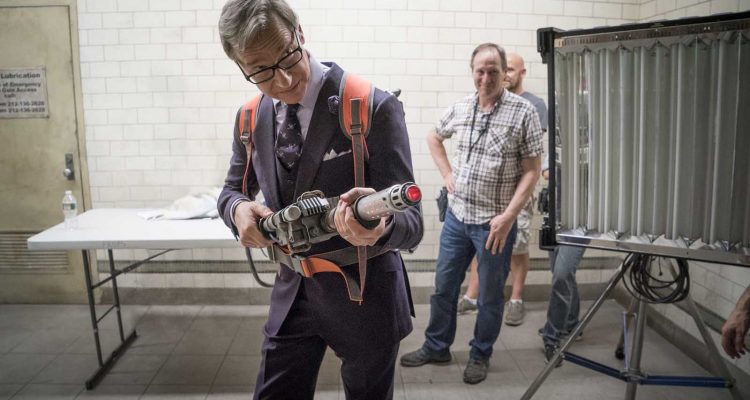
27;208;240;389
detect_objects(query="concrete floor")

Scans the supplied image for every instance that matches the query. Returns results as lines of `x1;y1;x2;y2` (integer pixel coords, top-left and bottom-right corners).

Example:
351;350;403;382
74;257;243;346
0;300;738;399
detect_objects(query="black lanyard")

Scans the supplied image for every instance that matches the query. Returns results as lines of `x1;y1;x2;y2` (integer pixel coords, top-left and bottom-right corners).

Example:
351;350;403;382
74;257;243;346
466;100;496;163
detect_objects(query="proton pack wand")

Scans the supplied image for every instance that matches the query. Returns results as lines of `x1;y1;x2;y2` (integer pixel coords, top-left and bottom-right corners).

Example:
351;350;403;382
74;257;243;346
258;182;422;254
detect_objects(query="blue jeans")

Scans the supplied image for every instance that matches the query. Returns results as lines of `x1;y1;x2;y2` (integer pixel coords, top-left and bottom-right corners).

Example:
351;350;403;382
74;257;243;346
541;245;586;347
422;210;516;361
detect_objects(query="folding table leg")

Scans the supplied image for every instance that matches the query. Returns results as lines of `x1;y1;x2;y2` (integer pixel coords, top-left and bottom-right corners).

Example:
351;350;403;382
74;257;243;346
82;250;104;367
81;249;137;390
108;249;125;341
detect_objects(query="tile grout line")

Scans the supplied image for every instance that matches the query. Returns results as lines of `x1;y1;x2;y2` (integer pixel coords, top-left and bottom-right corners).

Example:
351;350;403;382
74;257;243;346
206;309;248;395
137;305;202;399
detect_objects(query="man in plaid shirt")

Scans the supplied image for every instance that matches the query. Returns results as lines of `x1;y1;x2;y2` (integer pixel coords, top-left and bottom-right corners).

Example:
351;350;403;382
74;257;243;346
400;43;543;384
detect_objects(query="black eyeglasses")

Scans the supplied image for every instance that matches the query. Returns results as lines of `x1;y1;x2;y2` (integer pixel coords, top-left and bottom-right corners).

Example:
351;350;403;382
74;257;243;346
236;32;303;85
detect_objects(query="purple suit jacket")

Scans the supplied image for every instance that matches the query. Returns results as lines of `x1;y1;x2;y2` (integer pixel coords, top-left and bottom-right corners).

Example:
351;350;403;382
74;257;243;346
217;63;422;342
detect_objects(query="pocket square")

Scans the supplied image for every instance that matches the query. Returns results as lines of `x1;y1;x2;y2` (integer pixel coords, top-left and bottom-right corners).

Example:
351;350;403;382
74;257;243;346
322;148;352;161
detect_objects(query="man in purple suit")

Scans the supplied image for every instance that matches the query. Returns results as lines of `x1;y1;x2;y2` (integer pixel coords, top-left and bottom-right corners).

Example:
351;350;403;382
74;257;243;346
216;1;423;399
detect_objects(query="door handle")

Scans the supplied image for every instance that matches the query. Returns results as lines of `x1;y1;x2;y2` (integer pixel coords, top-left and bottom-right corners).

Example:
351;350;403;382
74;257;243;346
63;153;75;180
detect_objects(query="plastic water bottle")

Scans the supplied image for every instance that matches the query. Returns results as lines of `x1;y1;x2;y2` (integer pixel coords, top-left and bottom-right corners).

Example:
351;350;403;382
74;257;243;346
62;190;78;229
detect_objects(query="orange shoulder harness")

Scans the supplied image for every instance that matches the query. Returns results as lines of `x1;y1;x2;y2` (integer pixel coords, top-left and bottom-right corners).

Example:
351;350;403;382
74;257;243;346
237;94;262;197
236;73;376;303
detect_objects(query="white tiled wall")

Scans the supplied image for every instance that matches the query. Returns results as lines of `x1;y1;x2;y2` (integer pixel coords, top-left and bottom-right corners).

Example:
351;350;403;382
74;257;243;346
77;0;750;374
76;0;643;262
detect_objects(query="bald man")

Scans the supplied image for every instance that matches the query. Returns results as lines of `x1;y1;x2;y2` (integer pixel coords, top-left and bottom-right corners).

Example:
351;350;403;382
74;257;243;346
457;53;547;327
505;54;548;128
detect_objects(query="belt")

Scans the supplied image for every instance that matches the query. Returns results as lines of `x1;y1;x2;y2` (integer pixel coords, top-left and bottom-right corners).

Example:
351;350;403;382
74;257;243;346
268;244;392;303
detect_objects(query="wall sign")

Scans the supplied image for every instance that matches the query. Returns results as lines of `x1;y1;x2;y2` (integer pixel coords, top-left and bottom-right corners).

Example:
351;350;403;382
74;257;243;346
0;67;49;118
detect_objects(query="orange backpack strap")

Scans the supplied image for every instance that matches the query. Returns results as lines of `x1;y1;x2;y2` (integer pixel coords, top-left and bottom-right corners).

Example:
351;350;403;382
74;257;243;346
339;72;374;181
238;94;263;197
338;72;375;303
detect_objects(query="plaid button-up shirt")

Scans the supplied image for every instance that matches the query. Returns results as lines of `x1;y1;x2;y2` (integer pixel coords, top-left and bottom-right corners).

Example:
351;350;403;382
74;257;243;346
437;90;543;224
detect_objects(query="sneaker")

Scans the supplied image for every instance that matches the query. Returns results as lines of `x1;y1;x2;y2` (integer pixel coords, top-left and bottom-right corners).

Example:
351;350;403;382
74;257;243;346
504;300;525;326
544;345;563;368
400;348;452;367
463;358;489;384
457;296;478;314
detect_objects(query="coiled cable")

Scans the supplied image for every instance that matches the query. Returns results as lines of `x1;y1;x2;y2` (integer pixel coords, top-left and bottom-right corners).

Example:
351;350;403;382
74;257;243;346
622;253;690;304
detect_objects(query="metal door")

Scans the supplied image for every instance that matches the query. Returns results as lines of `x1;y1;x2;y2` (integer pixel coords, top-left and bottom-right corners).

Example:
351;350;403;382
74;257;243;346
0;0;91;302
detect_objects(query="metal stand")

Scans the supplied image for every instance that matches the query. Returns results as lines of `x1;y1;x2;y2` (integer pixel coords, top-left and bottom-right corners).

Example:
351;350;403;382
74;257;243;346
80;248;172;389
521;255;741;400
615;299;636;360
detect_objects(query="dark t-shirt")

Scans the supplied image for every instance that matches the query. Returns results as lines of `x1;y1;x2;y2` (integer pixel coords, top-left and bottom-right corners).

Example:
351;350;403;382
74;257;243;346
521;91;548;131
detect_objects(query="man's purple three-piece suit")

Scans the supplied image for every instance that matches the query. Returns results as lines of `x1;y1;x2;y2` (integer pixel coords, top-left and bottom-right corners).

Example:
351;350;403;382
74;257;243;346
217;62;423;399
